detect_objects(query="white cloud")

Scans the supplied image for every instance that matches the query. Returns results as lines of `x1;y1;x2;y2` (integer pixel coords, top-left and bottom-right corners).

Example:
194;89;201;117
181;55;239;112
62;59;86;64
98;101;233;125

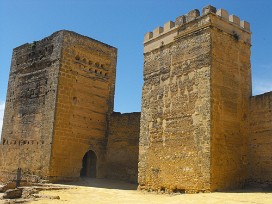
252;80;272;95
259;63;272;70
0;102;5;137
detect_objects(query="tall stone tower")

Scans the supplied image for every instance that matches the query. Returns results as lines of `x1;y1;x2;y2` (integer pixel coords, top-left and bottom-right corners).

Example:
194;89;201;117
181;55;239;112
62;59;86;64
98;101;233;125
0;30;117;181
139;5;251;192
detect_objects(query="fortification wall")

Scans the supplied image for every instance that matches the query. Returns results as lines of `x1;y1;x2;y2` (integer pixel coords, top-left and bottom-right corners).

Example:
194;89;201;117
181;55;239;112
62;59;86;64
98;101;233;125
139;5;251;192
249;92;272;185
0;32;63;181
106;112;140;183
140;8;213;193
210;8;251;190
49;31;117;181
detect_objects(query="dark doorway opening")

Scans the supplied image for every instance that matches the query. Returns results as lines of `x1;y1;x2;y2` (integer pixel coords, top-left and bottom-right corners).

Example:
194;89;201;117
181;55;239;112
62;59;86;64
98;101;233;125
80;150;97;178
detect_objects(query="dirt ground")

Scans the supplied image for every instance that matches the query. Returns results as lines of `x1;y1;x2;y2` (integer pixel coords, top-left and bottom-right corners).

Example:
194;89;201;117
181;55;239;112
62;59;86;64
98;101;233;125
27;178;272;204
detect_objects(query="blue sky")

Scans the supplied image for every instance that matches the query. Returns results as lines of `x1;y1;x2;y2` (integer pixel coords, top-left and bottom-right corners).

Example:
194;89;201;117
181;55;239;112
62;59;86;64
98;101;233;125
0;0;272;133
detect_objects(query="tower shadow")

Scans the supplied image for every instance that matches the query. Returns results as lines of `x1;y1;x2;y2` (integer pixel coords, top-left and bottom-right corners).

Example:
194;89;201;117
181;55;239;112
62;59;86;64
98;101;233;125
58;178;138;191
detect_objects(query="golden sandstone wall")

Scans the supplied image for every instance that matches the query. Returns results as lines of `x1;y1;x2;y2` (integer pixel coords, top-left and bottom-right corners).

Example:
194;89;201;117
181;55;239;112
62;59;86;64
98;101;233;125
249;93;272;185
49;31;117;181
0;30;118;182
1;5;272;192
106;112;140;183
140;9;212;193
210;12;251;190
139;5;253;192
0;32;62;181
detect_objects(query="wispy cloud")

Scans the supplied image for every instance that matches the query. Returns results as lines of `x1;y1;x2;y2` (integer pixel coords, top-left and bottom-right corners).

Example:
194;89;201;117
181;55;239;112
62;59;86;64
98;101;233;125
0;102;5;136
259;63;272;70
252;80;272;95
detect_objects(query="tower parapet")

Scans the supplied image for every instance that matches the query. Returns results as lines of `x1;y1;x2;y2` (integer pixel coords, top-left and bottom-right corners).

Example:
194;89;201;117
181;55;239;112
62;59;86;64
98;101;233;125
144;5;250;53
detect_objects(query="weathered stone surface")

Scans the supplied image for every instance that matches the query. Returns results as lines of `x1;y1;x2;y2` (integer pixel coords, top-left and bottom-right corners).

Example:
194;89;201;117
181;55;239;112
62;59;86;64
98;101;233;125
164;21;175;32
140;7;253;193
216;8;229;20
140;15;213;193
249;92;272;185
106;112;140;183
240;20;250;30
0;32;63;181
0;30;118;182
3;188;22;199
202;5;216;15
229;14;240;25
48;31;117;181
210;16;251;190
0;182;16;193
186;9;200;22
0;5;271;194
175;15;186;26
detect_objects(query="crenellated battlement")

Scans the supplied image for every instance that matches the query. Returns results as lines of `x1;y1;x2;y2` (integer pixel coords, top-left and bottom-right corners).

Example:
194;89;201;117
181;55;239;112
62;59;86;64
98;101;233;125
144;5;250;47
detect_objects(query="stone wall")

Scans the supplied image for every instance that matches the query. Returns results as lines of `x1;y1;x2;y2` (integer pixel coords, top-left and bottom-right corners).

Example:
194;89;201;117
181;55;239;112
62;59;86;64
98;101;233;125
0;30;117;182
139;12;213;193
249;92;272;185
210;12;252;190
1;5;271;191
0;32;63;181
106;112;140;183
139;6;252;192
49;31;117;181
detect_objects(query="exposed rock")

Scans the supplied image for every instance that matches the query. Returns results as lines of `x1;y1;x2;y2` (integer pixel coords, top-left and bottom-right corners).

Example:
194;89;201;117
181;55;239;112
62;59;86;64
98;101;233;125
21;187;38;199
3;188;22;199
0;182;16;193
32;194;60;199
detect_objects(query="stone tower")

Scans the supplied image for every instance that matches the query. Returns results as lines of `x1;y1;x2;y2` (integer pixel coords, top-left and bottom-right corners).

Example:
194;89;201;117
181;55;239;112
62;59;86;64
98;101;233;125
0;30;117;181
139;6;251;192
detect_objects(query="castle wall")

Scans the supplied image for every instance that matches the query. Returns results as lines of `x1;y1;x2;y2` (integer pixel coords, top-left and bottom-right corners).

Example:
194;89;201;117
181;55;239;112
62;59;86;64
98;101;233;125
140;6;253;192
139;13;213;193
48;31;117;181
0;32;63;181
1;5;271;190
249;92;272;185
209;13;252;190
106;112;140;183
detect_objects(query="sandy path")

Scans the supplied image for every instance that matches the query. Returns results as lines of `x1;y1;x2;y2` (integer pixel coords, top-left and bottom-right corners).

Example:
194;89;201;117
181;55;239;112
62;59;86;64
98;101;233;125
30;179;272;204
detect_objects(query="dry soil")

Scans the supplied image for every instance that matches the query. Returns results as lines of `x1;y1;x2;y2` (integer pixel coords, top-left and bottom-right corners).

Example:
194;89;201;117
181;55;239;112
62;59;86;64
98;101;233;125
28;178;272;204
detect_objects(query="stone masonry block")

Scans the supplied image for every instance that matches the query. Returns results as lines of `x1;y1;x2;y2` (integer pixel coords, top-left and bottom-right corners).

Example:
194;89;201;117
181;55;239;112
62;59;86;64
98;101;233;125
186;9;200;22
153;27;164;37
240;20;250;31
229;15;240;25
164;21;175;32
175;15;186;26
202;5;216;15
144;32;153;42
216;9;229;20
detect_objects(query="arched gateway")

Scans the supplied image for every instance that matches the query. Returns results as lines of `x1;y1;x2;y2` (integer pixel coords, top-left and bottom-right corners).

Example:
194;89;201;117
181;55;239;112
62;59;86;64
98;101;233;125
80;150;97;178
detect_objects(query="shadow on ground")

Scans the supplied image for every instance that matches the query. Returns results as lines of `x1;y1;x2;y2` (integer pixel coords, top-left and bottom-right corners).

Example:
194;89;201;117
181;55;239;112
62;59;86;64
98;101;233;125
57;178;272;194
216;184;272;194
57;178;138;191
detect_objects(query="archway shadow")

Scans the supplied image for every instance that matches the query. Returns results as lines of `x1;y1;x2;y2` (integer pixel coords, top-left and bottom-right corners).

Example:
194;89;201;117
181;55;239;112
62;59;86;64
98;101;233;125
58;178;138;191
80;150;97;178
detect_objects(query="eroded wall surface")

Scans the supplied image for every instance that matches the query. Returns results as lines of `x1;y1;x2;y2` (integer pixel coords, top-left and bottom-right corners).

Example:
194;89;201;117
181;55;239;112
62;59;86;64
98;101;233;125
210;14;252;190
49;31;117;181
139;6;253;192
139;13;212;193
249;92;272;185
106;112;140;183
0;32;63;181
